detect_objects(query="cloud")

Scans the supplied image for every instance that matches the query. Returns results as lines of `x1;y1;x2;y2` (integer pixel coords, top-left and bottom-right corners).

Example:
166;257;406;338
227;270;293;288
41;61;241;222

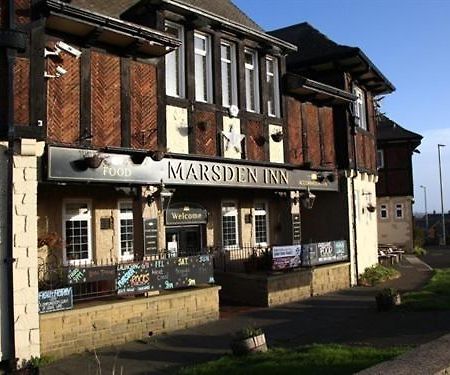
412;128;450;214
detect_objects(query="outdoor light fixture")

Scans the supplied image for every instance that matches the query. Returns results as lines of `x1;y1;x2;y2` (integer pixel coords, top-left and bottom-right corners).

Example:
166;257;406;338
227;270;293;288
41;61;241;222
146;180;175;210
300;188;316;209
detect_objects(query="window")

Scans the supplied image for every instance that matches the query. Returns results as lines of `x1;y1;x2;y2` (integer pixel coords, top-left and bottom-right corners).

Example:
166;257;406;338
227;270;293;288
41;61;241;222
244;48;259;112
254;202;269;246
118;201;134;261
63;201;92;264
165;21;185;98
380;204;388;219
266;56;280;117
377;149;384;169
395;204;404;219
353;85;367;130
221;40;238;108
222;202;239;248
194;31;213;103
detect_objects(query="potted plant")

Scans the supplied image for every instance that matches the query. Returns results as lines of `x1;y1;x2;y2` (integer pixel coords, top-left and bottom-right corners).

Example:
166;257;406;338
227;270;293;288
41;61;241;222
270;130;283;142
230;326;267;355
375;288;401;311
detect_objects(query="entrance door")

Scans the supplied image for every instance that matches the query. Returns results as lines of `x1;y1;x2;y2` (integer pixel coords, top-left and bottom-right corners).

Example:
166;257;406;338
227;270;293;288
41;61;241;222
166;225;203;256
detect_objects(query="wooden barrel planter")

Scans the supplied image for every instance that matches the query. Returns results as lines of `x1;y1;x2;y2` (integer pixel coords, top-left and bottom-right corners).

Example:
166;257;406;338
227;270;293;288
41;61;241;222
231;333;268;356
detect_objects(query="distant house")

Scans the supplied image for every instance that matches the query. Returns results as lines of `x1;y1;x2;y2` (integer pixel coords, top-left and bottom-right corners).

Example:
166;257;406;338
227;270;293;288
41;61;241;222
376;115;422;251
415;212;450;245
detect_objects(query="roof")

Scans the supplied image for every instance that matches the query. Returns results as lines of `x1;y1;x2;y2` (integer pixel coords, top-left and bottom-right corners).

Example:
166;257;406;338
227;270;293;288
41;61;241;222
377;115;423;144
269;22;395;94
70;0;141;18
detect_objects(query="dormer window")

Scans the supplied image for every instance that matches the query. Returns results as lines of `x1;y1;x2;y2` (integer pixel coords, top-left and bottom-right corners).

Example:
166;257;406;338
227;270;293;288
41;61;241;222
194;31;213;103
353;85;367;130
244;48;260;113
165;21;185;98
266;55;280;117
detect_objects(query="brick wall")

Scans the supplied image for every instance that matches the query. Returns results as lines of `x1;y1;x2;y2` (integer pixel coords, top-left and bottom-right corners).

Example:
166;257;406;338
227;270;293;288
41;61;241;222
246;119;266;161
13;58;29;126
193;110;216;156
311;263;350;296
40;286;221;359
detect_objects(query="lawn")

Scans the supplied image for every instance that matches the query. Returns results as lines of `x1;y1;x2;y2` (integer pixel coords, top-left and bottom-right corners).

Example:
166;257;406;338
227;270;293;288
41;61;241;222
402;268;450;310
178;344;408;375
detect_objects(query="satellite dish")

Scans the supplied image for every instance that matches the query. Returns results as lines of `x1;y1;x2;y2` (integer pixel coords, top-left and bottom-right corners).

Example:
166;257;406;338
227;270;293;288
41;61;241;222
229;105;239;118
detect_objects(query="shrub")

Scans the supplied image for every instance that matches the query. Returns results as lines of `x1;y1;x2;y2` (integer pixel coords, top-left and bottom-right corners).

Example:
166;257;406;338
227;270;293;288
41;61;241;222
359;265;400;286
413;246;427;257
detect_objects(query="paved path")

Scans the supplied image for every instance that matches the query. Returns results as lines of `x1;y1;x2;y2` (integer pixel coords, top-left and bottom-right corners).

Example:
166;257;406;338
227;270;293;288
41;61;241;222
42;248;450;375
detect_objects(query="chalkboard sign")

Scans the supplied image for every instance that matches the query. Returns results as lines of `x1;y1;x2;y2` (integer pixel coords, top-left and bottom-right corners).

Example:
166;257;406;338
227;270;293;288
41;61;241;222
292;214;301;245
302;240;349;266
117;262;151;295
143;218;158;256
147;254;214;291
39;287;73;314
67;265;116;284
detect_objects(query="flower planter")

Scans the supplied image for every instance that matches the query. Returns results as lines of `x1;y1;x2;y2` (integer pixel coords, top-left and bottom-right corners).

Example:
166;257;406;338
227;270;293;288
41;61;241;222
231;333;267;356
84;154;103;168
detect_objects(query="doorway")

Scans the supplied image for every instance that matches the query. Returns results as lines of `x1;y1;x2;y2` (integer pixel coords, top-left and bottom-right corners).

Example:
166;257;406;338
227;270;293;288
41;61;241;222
165;225;204;256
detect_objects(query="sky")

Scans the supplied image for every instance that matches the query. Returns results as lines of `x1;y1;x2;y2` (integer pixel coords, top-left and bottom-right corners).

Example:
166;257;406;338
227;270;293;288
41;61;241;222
233;0;450;213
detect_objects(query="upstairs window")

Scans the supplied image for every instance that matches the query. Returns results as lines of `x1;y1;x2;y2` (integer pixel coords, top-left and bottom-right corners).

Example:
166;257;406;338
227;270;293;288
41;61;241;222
254;201;269;246
380;204;388;219
244;48;259;113
221;40;238;108
353;85;367;130
377;149;384;169
266;56;280;117
395;203;404;219
165;21;185;98
194;31;213;103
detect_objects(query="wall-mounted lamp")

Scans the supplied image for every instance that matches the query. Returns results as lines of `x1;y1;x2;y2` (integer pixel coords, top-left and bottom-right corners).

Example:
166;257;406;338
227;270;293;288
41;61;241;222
146;180;175;210
301;187;316;209
292;196;299;205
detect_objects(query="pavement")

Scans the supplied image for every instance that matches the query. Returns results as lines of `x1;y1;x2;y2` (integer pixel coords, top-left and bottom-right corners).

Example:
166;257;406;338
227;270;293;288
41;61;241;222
42;247;450;375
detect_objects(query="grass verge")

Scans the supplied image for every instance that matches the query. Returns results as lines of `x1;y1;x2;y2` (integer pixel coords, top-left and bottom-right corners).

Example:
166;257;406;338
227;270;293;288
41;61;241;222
359;265;400;286
178;344;408;375
402;268;450;310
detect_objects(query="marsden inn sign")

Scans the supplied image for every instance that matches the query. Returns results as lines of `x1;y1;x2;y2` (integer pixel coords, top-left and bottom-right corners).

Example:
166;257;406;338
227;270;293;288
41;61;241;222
47;146;338;191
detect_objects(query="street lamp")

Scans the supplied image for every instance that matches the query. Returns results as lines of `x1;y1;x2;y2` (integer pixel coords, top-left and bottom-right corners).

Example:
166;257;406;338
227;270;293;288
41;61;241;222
420;185;428;231
438;144;446;246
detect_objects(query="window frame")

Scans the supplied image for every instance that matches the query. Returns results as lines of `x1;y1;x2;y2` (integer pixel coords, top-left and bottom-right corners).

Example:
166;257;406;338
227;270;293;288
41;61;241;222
253;201;269;247
221;201;240;249
377;149;384;169
395;203;404;219
117;200;134;262
194;31;213;103
164;20;185;98
220;40;238;108
266;55;280;118
244;48;260;113
353;85;368;130
62;199;93;265
380;204;389;220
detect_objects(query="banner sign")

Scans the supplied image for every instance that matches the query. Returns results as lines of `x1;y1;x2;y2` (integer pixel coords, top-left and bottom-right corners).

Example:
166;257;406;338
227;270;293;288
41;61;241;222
117;262;151;295
272;245;302;271
67;265;116;284
47;146;338;191
39;287;73;314
301;240;349;266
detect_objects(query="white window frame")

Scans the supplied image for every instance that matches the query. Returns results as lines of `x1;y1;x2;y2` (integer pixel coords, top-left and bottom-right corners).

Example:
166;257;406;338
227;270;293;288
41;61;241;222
62;199;92;265
117;200;134;262
244;48;260;113
221;201;239;249
164;21;185;98
353;85;367;130
220;40;238;108
377;149;384;169
380;204;389;220
266;55;280;117
395;203;404;219
194;31;213;103
253;201;269;247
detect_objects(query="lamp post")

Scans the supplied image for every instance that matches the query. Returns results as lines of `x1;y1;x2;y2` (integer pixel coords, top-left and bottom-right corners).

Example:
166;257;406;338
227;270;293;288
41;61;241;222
420;185;428;231
438;144;446;246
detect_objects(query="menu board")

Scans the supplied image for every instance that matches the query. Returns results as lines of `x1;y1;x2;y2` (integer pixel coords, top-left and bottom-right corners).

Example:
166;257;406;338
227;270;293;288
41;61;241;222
117;262;151;295
272;245;302;271
143;219;158;256
39;287;73;314
302;240;349;266
292;214;301;245
67;265;116;285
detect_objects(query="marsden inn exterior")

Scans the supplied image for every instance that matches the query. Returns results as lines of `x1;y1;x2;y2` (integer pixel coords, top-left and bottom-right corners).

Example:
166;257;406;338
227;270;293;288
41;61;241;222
0;0;408;366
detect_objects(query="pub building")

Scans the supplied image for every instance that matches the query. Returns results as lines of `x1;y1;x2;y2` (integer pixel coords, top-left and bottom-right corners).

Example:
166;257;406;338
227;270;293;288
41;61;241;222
0;0;380;365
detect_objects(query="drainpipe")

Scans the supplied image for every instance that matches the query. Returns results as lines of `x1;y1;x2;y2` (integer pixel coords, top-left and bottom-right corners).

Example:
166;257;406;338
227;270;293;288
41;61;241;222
3;0;17;370
348;104;359;283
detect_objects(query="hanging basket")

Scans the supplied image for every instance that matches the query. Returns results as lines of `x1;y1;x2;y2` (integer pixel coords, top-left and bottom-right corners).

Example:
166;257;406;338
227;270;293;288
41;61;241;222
271;132;283;142
84;154;103;168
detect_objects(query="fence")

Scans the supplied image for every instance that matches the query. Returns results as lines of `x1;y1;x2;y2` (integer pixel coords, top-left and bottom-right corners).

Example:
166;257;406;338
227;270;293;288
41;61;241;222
211;245;272;273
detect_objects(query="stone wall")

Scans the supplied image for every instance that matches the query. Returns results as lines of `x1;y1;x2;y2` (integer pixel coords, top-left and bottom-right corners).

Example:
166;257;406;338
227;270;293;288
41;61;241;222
40;286;221;359
216;262;350;307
